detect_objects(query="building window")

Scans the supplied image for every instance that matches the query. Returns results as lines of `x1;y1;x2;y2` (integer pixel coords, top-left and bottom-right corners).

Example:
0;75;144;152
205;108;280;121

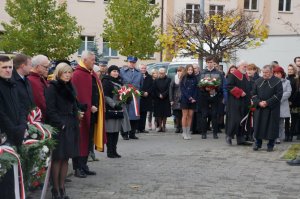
149;0;155;4
186;4;200;23
78;36;95;55
279;0;291;12
209;5;224;15
244;0;258;11
103;39;118;57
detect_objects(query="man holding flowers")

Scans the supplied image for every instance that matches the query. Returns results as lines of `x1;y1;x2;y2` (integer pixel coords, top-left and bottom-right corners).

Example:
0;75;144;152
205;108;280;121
198;56;226;139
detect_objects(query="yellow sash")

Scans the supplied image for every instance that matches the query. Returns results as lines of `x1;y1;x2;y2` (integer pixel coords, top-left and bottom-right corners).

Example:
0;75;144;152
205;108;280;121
78;60;105;152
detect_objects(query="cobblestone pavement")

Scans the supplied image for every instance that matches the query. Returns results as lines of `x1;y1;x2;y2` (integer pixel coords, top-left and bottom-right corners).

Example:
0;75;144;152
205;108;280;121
37;128;300;199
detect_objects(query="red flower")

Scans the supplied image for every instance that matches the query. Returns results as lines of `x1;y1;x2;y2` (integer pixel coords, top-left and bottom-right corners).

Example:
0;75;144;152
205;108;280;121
32;181;40;187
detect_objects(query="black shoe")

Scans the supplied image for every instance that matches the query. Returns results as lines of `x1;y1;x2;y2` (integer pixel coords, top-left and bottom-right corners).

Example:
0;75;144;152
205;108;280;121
114;153;122;158
213;134;218;139
287;158;300;166
74;169;87;178
129;135;139;139
226;136;232;145
83;169;96;175
175;128;180;133
202;134;207;139
122;134;129;140
107;153;117;158
51;188;61;199
59;188;70;199
253;145;261;151
237;141;253;146
140;130;149;133
267;147;273;152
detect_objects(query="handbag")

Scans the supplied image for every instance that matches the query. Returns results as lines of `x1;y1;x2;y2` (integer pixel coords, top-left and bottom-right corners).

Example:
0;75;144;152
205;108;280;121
105;109;124;119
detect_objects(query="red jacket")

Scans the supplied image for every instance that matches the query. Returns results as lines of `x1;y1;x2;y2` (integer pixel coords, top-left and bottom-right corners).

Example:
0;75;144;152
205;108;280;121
27;72;49;119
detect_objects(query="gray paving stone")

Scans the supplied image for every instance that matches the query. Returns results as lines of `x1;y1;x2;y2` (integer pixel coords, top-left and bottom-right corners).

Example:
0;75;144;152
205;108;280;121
28;127;300;199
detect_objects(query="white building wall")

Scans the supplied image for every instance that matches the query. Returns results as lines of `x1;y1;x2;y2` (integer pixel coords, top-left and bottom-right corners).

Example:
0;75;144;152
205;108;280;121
237;36;300;68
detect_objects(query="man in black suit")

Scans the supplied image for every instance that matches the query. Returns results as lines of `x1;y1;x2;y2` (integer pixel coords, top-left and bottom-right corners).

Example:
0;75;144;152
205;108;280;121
12;54;35;114
0;55;27;199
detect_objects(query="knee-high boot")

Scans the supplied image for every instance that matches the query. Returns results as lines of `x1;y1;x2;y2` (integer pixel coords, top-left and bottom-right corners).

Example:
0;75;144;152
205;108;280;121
106;133;115;158
112;132;121;158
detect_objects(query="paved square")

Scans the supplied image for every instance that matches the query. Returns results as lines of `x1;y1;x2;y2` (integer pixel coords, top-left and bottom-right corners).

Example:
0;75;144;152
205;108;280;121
40;131;300;199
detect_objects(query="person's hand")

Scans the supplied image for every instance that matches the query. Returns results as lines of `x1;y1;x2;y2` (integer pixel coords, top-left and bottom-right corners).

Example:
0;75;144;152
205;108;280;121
262;101;268;107
143;92;148;97
241;92;246;97
91;105;98;113
191;99;196;103
258;101;264;107
205;87;212;91
209;89;216;96
170;101;174;105
78;111;84;120
159;94;163;99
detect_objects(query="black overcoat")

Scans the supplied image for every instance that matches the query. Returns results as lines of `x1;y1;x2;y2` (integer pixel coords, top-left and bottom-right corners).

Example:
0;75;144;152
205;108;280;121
153;76;171;117
11;70;35;114
0;77;27;146
140;72;153;112
225;70;252;137
252;76;283;140
45;80;80;160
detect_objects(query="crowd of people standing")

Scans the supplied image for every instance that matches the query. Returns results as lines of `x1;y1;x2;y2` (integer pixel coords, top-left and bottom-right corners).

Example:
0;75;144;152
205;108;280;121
1;51;300;198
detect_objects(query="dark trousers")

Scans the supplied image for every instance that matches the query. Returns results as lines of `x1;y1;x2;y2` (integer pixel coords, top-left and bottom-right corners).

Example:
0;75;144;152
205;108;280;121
284;117;291;138
173;110;182;130
130;120;139;136
138;111;147;131
72;156;88;171
290;113;300;136
190;110;199;133
106;132;119;155
199;95;219;135
0;167;15;199
255;139;275;149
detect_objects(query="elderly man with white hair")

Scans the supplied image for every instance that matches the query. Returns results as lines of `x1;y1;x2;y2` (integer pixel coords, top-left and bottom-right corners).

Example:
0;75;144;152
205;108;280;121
71;51;105;177
225;60;253;145
27;54;50;118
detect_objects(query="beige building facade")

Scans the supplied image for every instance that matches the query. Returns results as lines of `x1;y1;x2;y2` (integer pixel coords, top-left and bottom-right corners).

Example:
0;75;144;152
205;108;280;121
0;0;300;67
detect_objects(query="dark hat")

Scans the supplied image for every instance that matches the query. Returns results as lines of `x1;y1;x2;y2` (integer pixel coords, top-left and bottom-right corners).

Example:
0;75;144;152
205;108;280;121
127;56;138;63
99;60;108;66
273;66;286;78
55;60;71;67
108;65;120;74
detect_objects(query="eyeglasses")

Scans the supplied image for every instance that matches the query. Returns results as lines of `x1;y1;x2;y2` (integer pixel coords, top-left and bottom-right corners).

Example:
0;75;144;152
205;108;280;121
40;64;50;70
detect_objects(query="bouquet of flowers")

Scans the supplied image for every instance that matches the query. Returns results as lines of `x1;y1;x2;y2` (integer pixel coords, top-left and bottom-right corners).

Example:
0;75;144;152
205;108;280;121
114;84;141;104
198;77;221;90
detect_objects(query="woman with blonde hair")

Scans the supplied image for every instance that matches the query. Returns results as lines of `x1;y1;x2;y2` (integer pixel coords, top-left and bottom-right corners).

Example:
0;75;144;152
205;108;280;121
45;63;82;199
147;69;158;130
153;68;172;132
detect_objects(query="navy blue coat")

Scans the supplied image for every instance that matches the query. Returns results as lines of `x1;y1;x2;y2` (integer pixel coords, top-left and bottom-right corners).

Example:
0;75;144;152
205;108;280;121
180;75;197;105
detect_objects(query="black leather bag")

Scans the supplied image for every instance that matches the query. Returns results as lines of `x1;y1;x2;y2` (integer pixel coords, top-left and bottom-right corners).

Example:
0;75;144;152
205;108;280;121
105;109;124;119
